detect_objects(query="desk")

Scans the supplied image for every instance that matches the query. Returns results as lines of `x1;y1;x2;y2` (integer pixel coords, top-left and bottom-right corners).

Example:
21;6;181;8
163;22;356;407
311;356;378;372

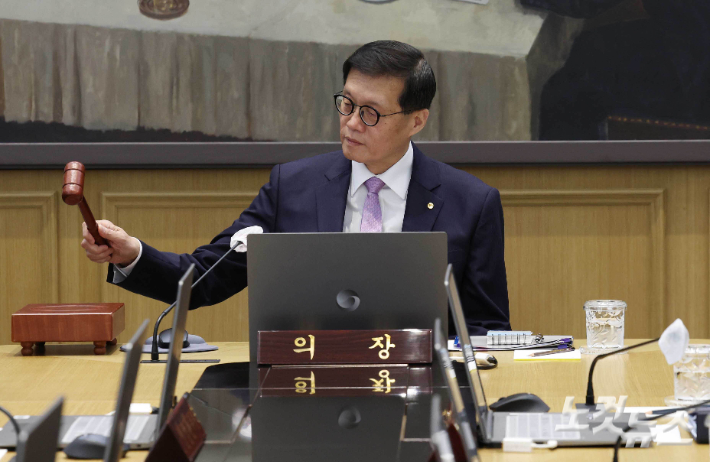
0;342;248;462
0;340;707;461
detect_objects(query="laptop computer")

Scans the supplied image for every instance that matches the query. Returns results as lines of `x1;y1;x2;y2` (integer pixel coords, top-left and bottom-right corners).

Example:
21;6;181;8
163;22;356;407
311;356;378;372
103;318;151;461
433;318;480;462
0;320;154;450
0;265;197;451
156;264;195;432
247;232;448;363
444;264;649;447
12;397;63;462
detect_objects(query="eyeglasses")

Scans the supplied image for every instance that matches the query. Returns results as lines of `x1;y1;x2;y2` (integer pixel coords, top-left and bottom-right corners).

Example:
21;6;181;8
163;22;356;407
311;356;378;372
334;94;406;126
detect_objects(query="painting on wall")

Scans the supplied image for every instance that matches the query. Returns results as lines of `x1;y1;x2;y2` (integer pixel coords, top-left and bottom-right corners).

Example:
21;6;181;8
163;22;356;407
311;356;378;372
526;0;710;140
0;0;707;143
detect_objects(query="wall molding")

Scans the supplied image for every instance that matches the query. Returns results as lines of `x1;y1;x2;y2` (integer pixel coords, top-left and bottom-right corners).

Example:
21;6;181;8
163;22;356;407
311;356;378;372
500;189;666;334
3;141;710;169
101;192;258;214
99;191;258;301
0;192;59;302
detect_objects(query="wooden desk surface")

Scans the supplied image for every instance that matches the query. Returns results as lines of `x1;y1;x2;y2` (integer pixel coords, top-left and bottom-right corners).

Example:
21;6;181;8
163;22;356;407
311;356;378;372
0;340;707;461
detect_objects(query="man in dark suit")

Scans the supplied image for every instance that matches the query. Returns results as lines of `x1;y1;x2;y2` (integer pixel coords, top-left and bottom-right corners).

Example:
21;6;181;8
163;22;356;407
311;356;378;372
81;41;511;335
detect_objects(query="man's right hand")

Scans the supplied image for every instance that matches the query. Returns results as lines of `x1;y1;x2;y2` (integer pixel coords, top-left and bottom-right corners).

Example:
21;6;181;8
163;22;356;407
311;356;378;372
80;220;141;266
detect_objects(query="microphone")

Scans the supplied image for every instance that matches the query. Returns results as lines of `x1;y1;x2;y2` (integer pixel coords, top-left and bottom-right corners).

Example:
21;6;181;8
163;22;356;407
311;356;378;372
580;338;660;409
146;238;241;362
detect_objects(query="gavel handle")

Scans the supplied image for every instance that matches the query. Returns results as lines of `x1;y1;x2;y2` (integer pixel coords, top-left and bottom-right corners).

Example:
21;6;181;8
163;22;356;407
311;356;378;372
78;198;108;246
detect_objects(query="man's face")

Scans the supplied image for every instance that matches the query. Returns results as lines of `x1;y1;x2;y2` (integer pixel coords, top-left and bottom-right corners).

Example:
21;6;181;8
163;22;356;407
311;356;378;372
339;69;428;175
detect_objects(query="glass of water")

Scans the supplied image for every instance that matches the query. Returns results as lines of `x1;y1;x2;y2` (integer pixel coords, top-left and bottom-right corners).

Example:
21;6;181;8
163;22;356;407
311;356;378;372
666;344;710;406
580;300;626;354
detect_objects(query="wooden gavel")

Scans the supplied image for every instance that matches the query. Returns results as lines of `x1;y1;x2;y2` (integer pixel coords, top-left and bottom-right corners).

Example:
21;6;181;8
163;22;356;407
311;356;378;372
62;162;108;246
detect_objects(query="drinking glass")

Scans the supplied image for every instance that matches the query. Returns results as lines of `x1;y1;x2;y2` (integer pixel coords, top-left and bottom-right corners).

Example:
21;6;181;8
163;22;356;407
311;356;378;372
667;344;710;406
580;300;626;354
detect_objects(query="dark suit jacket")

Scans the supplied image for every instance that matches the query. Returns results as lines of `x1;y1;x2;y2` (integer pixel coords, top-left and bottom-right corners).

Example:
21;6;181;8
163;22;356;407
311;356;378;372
109;144;511;335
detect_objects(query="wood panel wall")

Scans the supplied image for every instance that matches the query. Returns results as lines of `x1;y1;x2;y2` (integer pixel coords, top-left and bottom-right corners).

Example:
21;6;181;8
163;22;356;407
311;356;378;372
0;165;707;345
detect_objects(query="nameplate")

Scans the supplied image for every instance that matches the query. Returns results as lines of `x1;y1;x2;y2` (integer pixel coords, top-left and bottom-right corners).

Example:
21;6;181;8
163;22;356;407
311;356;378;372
145;393;205;462
257;329;432;365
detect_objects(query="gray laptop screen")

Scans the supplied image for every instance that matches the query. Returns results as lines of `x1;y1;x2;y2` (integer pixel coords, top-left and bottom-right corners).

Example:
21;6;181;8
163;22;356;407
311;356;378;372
445;264;490;433
15;397;63;462
105;320;149;462
433;318;479;459
157;264;194;431
247;232;448;363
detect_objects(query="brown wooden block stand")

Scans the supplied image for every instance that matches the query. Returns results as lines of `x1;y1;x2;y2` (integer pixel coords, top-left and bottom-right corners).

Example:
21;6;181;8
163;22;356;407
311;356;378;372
12;304;125;356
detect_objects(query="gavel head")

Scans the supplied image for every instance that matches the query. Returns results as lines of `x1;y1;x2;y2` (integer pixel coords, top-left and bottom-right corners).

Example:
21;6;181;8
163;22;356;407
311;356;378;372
62;162;85;206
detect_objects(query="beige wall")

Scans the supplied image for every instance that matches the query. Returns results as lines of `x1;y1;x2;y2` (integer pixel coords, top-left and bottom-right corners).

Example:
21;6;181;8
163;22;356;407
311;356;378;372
1;165;707;345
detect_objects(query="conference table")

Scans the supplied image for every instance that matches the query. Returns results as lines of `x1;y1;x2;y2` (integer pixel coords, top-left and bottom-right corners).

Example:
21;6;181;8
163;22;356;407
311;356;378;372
0;340;707;461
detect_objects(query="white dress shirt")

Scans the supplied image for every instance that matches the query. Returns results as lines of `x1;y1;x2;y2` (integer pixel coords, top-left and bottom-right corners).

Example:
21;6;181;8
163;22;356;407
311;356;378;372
342;142;413;233
112;241;142;282
114;142;414;282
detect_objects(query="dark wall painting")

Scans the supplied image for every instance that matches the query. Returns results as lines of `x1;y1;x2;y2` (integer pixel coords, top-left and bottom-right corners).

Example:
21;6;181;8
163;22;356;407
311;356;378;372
0;0;708;143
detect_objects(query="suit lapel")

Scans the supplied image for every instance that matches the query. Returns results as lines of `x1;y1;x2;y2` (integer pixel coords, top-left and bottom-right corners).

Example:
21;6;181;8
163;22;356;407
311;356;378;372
316;155;351;232
402;144;444;232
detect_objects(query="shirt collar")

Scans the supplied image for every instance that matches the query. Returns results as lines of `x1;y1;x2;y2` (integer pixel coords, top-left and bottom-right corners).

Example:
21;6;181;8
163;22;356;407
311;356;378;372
350;142;413;200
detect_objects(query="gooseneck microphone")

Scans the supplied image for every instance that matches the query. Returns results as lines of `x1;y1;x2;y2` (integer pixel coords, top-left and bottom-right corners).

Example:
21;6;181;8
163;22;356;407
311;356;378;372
147;239;241;362
583;338;660;408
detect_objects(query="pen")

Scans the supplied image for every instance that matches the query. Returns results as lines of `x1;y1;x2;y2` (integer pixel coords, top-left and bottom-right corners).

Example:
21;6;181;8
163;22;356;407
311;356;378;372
530;347;575;357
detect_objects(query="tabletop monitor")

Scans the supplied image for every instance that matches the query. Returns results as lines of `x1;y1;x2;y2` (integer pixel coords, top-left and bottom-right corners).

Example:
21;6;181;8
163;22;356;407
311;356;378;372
247;232;448;362
157;264;195;432
14;397;63;462
433;317;479;461
104;319;149;462
444;263;489;436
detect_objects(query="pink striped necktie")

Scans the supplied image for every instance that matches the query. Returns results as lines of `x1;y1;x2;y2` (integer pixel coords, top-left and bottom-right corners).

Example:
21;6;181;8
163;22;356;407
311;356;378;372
360;177;386;232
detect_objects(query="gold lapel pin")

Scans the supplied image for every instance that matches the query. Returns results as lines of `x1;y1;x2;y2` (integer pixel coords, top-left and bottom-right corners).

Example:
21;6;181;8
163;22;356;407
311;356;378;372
427;202;434;210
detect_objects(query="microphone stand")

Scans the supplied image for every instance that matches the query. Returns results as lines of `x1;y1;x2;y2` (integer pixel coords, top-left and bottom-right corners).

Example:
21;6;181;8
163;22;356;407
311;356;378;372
581;338;660;409
149;301;179;361
143;240;240;363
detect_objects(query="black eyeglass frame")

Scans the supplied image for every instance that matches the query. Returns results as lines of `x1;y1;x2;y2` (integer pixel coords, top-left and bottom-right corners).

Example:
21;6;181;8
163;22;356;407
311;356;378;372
333;93;408;126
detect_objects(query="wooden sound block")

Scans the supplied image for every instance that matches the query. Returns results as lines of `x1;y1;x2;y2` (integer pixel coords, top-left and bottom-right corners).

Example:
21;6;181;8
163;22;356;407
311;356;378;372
11;304;125;356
